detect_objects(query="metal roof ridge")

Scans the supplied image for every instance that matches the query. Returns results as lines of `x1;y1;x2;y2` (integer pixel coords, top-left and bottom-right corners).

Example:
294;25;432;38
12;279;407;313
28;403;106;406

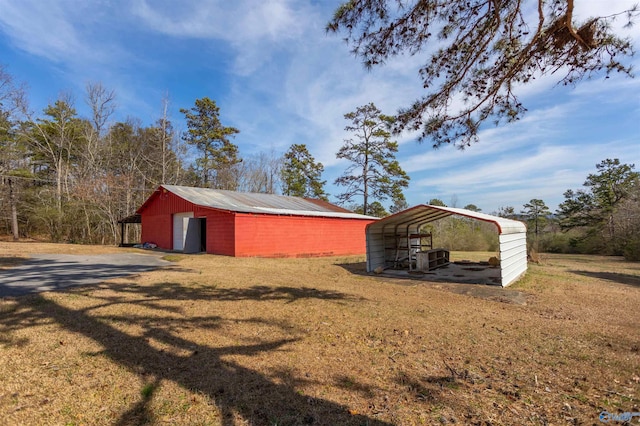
158;185;377;220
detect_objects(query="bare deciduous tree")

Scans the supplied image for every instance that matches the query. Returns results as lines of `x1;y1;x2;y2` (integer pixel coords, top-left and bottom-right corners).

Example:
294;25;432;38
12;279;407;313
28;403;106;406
0;65;28;240
236;150;282;194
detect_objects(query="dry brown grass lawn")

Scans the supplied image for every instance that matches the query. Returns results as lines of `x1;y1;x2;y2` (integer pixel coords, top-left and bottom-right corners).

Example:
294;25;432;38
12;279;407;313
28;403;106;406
0;242;638;425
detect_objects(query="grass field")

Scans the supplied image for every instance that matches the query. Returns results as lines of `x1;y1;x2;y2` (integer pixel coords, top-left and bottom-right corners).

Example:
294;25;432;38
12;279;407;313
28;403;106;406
0;242;638;425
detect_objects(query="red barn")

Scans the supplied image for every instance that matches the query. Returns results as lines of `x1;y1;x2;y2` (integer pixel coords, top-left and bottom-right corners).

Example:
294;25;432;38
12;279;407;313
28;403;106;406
137;185;377;257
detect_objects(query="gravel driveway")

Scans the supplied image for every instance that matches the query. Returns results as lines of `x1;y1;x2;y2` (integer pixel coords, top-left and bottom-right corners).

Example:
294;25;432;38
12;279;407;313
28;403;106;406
0;253;169;297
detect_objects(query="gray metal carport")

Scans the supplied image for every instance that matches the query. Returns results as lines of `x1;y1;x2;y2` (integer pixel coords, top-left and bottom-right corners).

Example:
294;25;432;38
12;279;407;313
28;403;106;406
365;205;528;287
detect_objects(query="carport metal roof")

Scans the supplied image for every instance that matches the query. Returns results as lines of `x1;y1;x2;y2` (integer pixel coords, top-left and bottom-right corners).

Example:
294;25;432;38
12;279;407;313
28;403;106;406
366;205;526;235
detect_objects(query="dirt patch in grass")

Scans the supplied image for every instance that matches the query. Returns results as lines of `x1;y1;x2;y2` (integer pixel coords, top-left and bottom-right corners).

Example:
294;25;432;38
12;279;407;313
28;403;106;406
0;242;638;425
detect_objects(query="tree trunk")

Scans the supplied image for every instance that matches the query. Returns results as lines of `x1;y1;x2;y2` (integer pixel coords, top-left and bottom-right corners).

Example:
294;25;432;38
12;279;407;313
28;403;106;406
362;156;369;215
56;157;63;212
8;178;19;241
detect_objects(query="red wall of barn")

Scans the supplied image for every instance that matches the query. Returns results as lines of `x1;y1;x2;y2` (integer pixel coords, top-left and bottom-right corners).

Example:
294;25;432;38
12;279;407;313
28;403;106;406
139;190;235;255
233;213;374;257
203;209;235;255
140;214;173;249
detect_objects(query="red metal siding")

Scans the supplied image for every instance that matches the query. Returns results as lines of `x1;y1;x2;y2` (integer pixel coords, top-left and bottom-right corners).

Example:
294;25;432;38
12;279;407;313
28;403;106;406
234;214;374;257
139;189;197;216
203;209;235;256
141;214;172;249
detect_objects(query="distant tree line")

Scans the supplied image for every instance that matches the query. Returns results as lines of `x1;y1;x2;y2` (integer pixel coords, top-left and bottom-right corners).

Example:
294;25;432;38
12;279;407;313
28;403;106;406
0;67;325;243
493;159;640;260
0;67;411;244
412;159;640;261
413;199;499;252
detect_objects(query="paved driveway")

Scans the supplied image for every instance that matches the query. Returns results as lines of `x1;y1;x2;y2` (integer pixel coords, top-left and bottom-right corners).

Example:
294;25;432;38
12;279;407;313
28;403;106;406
0;253;169;297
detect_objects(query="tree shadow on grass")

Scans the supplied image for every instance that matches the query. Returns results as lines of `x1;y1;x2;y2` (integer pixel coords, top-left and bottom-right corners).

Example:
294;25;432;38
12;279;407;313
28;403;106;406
114;377;161;426
570;270;640;288
395;371;459;405
334;375;377;399
209;285;357;303
0;281;392;426
80;281;363;307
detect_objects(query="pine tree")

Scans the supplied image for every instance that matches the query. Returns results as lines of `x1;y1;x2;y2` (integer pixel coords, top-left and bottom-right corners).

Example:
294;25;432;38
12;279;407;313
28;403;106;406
281;144;327;200
335;103;409;215
180;98;240;189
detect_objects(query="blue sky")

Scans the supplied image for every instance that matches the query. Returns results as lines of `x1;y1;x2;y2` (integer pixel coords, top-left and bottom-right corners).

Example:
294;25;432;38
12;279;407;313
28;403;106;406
0;0;638;214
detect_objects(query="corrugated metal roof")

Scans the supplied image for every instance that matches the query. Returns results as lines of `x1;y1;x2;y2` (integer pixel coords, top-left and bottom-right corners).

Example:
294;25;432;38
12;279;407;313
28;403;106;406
159;185;377;220
366;204;526;235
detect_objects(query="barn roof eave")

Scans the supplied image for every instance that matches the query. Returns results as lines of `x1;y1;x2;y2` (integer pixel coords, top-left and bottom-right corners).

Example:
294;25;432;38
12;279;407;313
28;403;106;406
152;185;377;220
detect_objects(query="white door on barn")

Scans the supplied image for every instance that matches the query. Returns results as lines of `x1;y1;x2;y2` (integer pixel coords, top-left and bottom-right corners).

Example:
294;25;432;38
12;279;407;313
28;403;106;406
172;212;194;251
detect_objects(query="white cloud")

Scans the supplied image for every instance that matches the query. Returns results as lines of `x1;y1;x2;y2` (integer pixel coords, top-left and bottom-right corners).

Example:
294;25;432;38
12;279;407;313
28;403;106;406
406;136;637;212
131;0;305;42
0;0;85;62
0;0;140;69
399;101;571;175
574;1;640;39
131;0;311;75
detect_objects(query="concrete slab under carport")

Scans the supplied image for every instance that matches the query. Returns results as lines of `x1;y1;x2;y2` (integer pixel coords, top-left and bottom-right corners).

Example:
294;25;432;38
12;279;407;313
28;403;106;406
380;261;502;286
336;260;529;305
